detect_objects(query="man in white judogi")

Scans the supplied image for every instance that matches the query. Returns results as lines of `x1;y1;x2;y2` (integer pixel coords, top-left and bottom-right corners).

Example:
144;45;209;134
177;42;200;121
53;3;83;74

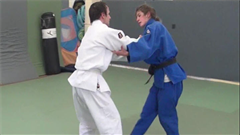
68;2;138;135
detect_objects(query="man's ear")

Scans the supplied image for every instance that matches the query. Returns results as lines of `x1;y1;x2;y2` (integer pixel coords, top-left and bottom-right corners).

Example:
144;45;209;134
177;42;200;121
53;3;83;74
100;12;105;19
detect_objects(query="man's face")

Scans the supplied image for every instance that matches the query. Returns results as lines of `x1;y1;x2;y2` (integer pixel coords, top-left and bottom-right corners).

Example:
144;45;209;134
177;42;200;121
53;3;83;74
102;6;111;26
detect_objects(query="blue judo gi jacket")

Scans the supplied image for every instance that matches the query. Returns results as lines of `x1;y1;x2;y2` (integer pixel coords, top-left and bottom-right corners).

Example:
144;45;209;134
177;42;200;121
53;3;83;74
127;19;187;88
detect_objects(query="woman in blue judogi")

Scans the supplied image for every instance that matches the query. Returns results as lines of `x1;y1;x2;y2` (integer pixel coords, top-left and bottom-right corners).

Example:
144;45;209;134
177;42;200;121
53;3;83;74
113;4;187;135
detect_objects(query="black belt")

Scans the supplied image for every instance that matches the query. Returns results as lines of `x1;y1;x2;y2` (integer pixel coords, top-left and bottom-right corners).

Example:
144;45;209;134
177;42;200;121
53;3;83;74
145;58;177;84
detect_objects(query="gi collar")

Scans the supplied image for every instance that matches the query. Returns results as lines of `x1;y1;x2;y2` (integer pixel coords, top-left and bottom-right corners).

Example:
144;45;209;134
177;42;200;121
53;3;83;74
92;20;103;25
92;20;108;27
144;18;155;31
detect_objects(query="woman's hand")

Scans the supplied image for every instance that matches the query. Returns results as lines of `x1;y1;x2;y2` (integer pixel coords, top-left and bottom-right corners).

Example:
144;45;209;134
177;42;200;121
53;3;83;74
112;46;129;56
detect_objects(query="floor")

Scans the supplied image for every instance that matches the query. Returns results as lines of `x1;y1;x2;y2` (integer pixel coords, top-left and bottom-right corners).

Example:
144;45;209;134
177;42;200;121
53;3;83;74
1;66;239;135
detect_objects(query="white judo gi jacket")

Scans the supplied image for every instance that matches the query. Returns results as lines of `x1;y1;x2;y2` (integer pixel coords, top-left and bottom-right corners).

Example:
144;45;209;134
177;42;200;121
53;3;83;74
68;20;137;92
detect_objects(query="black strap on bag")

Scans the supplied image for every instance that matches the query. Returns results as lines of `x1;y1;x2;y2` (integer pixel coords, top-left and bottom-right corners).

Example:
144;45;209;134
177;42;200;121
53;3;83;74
145;58;177;84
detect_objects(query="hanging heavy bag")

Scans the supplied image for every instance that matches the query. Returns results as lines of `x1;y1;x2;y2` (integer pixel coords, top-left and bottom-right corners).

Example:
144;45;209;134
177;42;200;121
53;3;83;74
41;12;61;75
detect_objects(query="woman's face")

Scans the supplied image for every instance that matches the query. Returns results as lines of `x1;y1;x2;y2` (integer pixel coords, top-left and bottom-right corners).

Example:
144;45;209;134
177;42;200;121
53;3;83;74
136;11;150;27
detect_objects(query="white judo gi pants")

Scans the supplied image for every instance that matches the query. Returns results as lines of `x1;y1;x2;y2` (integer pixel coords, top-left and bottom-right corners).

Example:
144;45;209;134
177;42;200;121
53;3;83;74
72;87;122;135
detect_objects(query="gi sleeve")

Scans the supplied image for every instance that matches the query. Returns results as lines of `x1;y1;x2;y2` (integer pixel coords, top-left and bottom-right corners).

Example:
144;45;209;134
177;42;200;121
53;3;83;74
110;35;139;62
127;27;159;63
102;28;138;51
111;54;127;62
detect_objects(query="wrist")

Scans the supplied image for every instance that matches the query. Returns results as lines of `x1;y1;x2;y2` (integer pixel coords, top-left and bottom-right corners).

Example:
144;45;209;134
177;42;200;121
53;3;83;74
126;52;129;56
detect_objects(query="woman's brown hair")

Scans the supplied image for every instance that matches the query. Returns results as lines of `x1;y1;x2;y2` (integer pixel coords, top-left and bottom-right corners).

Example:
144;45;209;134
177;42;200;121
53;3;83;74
136;4;161;22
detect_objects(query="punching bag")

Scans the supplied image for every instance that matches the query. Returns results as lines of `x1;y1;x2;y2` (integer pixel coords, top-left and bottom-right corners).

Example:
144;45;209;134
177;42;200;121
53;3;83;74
41;12;61;75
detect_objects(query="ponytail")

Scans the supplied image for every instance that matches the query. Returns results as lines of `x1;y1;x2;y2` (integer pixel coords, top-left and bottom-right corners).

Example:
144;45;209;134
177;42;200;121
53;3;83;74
153;15;160;21
151;8;161;22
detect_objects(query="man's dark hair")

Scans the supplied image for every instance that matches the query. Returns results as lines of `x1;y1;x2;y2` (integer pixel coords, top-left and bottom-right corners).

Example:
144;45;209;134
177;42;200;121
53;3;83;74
89;2;107;23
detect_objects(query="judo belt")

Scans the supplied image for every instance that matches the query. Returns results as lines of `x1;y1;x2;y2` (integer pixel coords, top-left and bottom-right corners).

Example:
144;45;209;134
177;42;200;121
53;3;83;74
145;58;177;84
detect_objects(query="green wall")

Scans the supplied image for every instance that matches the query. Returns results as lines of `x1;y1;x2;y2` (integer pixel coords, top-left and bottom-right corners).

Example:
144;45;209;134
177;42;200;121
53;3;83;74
27;0;63;76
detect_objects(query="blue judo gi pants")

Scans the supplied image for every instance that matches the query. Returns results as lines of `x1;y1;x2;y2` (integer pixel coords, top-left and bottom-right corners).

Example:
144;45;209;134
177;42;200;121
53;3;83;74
131;81;183;135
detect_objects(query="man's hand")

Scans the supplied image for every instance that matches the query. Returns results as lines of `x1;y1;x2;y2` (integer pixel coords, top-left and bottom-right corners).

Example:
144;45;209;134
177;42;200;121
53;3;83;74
112;46;129;56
